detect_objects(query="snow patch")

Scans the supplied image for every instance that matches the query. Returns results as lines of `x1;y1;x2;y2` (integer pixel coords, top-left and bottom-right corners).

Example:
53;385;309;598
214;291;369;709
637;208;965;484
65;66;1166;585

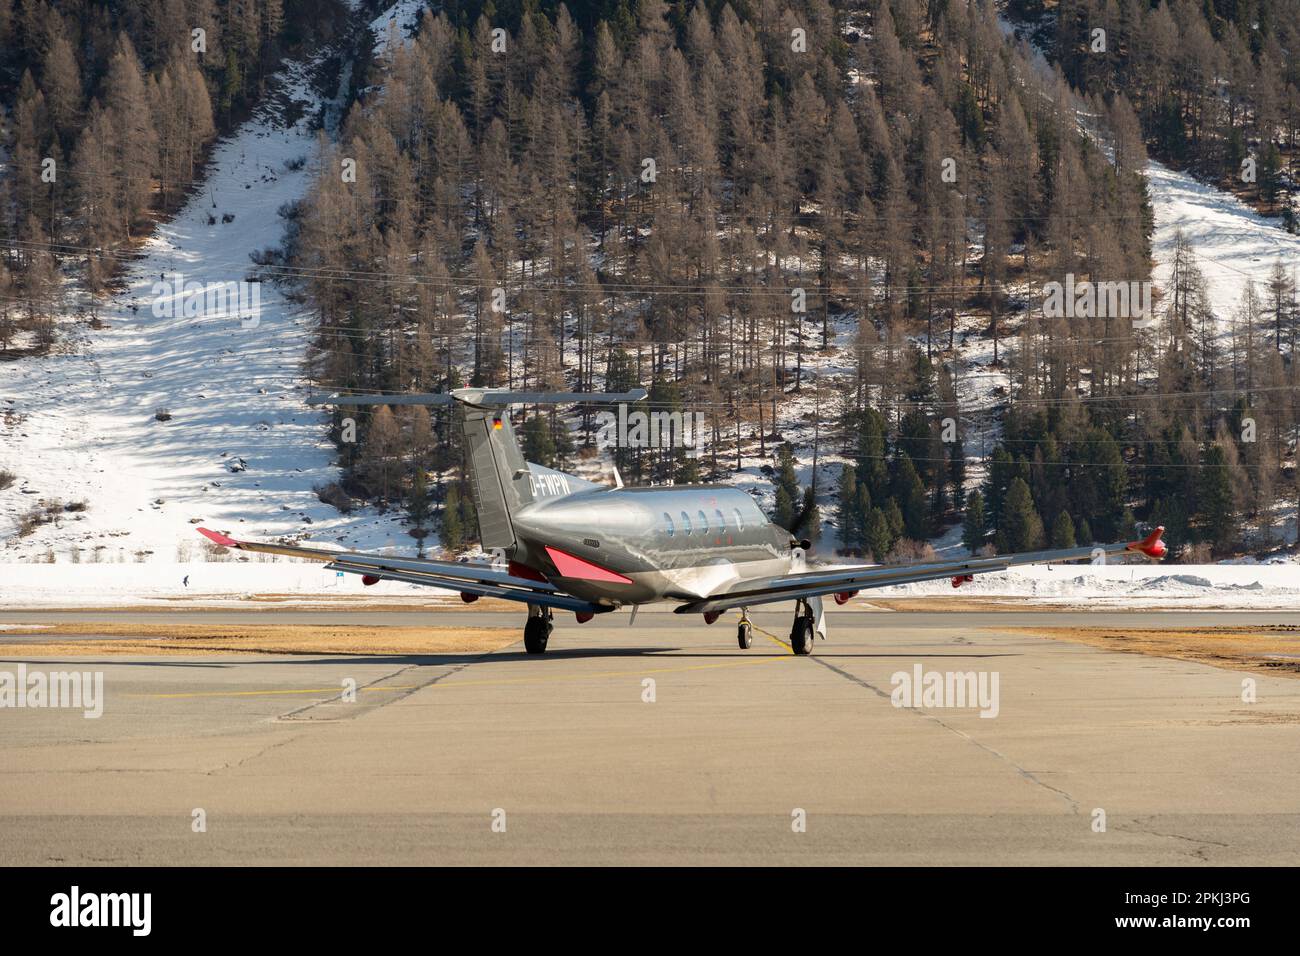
1149;160;1300;327
0;561;460;607
873;563;1300;608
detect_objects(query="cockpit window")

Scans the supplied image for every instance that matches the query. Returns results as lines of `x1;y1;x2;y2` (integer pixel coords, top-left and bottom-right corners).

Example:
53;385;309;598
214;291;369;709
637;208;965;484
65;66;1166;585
698;509;709;534
680;511;692;535
732;507;745;531
663;512;674;537
715;508;726;531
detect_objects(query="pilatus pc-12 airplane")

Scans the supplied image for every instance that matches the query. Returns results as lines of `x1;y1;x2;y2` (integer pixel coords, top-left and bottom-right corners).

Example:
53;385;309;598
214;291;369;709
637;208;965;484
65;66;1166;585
198;388;1167;655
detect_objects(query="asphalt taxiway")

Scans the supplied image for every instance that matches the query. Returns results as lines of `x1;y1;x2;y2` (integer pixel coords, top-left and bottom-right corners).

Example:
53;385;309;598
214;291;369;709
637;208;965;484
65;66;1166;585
1;608;1297;865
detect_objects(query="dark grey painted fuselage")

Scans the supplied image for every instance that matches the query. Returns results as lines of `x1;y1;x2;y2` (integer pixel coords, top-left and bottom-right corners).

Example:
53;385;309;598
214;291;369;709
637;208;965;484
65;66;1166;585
510;485;794;606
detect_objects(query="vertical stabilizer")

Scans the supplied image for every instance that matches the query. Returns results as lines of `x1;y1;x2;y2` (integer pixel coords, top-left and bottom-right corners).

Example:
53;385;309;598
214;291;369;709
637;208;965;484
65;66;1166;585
461;406;532;553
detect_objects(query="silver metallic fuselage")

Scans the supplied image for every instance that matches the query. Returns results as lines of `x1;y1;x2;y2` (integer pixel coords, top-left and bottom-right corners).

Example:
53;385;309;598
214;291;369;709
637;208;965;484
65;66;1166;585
510;485;794;606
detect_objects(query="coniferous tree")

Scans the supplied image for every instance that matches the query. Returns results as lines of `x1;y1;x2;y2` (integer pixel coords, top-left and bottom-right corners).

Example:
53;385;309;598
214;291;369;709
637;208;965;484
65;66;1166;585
853;408;889;502
865;507;892;563
837;464;859;550
1050;510;1076;549
800;486;820;544
364;404;401;500
884;499;905;543
772;443;800;528
522;414;557;468
962;490;986;554
441;484;465;553
854;483;873;554
893;453;929;540
408;468;431;555
774;485;795;532
997;477;1045;553
103;34;157;237
1197;444;1237;550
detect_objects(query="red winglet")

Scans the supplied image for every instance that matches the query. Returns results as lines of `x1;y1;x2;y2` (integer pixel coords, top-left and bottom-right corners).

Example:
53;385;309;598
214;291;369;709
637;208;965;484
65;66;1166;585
1126;526;1167;559
544;546;633;584
197;527;240;548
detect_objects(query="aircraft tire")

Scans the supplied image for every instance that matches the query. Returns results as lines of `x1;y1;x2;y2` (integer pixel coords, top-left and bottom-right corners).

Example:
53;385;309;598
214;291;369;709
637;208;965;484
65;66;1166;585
737;622;752;649
790;617;814;656
524;616;549;654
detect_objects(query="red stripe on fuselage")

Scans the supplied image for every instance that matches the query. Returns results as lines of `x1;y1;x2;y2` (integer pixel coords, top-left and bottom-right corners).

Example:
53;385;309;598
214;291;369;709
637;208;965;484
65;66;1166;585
543;546;633;584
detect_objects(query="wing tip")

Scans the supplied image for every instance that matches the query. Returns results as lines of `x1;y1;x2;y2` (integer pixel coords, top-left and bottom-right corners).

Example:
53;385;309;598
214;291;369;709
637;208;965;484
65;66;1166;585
196;527;240;548
1126;525;1167;559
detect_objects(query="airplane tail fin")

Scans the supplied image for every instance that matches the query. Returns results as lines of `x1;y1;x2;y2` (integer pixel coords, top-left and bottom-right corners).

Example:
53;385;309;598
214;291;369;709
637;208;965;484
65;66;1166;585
461;403;528;551
308;388;646;554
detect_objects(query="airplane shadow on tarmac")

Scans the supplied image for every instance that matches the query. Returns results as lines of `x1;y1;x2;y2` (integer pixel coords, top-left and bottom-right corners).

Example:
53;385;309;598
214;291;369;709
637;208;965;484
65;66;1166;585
0;649;1019;668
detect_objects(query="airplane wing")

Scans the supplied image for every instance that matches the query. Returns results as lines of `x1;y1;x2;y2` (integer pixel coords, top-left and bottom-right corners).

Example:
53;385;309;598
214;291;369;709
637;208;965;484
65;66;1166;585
675;527;1168;615
195;528;610;615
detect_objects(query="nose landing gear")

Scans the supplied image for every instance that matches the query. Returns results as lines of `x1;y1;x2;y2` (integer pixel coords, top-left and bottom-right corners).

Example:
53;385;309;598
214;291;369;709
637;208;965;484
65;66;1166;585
737;610;752;649
524;605;553;654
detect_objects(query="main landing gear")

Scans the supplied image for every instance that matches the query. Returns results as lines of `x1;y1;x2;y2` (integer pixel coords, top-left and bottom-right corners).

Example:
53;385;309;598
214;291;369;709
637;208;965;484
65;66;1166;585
789;599;816;656
524;605;553;654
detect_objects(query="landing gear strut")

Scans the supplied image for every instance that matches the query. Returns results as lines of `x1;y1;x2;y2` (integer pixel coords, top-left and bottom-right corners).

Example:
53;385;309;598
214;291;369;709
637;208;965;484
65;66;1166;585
524;605;552;654
789;600;815;656
737;610;752;650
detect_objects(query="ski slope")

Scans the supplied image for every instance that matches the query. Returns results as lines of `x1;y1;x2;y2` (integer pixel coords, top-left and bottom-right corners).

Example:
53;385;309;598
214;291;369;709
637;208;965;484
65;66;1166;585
1150;160;1300;325
0;26;411;566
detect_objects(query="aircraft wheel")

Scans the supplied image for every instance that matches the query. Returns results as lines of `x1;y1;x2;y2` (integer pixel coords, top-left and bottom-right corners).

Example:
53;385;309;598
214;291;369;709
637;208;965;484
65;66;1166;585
790;616;814;656
737;621;752;649
523;615;550;655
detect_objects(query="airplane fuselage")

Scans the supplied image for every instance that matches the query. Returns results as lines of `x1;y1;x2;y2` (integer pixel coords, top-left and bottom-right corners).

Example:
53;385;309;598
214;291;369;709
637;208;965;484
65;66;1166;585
510;485;794;606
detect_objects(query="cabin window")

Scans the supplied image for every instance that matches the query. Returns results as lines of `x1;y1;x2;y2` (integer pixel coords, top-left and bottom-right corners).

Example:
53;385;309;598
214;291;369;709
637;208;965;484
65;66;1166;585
698;509;709;534
663;512;674;537
680;511;692;535
733;507;745;531
714;508;726;531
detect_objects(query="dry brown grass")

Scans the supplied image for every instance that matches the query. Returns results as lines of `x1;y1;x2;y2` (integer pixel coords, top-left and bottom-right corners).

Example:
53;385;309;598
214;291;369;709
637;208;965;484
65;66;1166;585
862;598;1046;612
10;596;525;613
1004;624;1300;679
0;622;517;656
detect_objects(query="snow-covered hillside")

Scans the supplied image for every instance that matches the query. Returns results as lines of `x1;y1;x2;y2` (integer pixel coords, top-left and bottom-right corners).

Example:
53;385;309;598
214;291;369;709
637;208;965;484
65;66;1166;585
0;7;418;565
1150;160;1300;324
